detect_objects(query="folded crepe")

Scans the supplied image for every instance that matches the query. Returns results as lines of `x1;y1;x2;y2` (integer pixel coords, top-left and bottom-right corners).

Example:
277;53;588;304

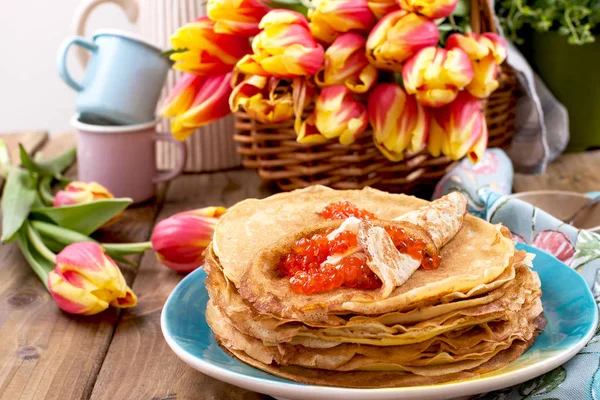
237;192;512;321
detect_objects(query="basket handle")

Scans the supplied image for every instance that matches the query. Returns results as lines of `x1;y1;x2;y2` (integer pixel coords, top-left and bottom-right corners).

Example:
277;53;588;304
470;0;498;34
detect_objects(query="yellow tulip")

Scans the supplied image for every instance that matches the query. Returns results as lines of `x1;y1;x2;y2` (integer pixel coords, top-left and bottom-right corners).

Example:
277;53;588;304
230;74;295;124
402;46;474;107
315;33;378;93
366;10;439;72
308;0;375;44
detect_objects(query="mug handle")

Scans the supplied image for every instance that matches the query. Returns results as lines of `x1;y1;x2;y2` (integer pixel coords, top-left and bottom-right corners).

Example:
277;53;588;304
56;37;98;92
72;0;139;67
153;134;187;183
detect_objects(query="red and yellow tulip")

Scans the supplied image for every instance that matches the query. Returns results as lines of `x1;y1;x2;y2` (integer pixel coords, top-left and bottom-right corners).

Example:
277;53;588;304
207;0;271;36
47;242;137;315
366;10;439;72
428;91;488;162
368;0;400;19
236;10;325;78
368;83;428;161
54;181;114;207
315;33;378;93
314;86;369;145
151;206;226;273
308;0;375;44
446;33;508;98
296;114;328;144
169;16;251;75
161;73;233;141
402;46;474;107
230;74;295;124
398;0;458;19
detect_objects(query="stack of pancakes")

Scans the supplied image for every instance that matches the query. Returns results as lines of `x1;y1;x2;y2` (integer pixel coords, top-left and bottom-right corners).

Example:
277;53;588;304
204;186;545;388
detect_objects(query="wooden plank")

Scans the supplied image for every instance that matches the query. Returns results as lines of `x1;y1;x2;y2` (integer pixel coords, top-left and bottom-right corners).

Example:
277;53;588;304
514;150;600;193
89;171;273;400
36;132;76;161
0;136;166;400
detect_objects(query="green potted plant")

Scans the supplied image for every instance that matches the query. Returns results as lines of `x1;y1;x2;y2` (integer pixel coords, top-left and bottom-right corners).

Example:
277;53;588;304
496;0;600;151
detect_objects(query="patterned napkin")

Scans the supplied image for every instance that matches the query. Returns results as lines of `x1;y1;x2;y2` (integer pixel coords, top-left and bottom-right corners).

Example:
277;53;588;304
433;149;600;399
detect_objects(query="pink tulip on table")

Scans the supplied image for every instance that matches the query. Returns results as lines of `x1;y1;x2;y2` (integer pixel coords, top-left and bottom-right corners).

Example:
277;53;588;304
315;33;378;94
366;10;439;72
398;0;458;19
402;46;474;107
207;0;271;36
428;91;488;163
368;83;429;161
236;10;325;78
308;0;375;44
313;86;369;145
53;181;114;207
47;242;137;315
446;33;508;98
169;16;251;75
151;206;227;273
230;74;295;124
161;73;233;141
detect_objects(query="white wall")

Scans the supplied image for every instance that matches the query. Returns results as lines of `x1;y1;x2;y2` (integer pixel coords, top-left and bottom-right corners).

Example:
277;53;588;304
0;1;138;133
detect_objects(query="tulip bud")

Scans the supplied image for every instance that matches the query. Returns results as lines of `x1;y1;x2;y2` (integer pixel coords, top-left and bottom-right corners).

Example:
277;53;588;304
236;10;325;78
368;0;400;19
428;91;488;162
54;181;114;207
398;0;458;19
314;86;369;145
315;33;378;94
151;206;226;273
169;16;251;75
308;0;375;44
368;83;429;161
207;0;271;36
446;33;508;98
47;242;137;315
230;74;295;124
162;73;233;141
402;46;474;107
366;10;439;72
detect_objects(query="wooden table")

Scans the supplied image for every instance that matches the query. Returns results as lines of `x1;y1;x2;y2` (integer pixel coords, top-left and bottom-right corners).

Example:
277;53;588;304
0;132;598;400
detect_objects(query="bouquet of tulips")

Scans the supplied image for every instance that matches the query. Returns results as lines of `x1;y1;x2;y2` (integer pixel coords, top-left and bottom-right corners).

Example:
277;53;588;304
1;147;227;316
161;0;508;163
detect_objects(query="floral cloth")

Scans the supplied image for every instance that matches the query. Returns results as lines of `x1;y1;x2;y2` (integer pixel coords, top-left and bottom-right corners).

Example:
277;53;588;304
433;149;600;399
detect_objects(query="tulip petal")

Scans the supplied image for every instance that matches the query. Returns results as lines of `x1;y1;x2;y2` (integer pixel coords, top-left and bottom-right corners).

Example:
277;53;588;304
309;0;375;44
398;0;458;19
207;0;270;36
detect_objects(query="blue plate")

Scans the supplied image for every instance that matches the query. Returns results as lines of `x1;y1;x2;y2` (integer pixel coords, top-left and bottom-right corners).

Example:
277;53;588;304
161;243;598;400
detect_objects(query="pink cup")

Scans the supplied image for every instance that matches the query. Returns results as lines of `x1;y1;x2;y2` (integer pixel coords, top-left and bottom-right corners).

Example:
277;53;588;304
72;115;186;203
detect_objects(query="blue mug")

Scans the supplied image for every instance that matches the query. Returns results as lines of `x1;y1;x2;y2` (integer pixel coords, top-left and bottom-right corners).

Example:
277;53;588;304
57;29;171;125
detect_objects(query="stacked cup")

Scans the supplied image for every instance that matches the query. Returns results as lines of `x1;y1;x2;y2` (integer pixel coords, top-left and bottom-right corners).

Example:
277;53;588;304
57;30;186;204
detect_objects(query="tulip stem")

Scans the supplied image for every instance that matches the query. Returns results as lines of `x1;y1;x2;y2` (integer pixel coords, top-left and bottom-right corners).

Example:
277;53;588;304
26;223;57;264
17;229;53;289
102;241;152;255
38;176;55;206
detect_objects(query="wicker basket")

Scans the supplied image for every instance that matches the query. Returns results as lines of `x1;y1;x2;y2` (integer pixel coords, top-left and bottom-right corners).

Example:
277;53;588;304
233;0;518;194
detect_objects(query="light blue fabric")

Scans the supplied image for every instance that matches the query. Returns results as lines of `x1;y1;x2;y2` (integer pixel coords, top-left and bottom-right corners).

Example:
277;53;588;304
435;149;600;399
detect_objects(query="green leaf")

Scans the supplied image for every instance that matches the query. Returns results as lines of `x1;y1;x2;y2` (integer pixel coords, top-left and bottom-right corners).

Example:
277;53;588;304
1;167;38;242
16;227;55;289
31;198;132;235
573;230;600;271
19;144;76;178
262;0;309;13
518;366;567;398
0;140;10;176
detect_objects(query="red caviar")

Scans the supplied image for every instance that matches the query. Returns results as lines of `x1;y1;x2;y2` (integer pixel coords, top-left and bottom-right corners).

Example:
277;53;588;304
280;223;442;294
320;201;377;220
